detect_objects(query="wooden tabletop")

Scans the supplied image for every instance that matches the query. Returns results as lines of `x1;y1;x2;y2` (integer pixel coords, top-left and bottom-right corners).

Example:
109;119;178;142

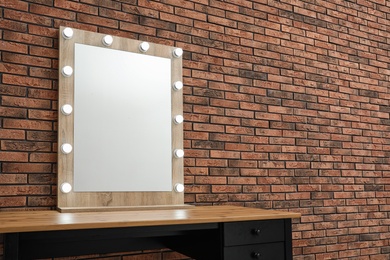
0;206;300;233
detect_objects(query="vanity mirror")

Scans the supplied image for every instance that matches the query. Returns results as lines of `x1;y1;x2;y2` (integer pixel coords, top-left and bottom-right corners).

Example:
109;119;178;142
58;27;184;212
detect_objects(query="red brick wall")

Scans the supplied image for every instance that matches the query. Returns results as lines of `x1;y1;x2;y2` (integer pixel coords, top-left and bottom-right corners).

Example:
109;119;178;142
1;0;390;259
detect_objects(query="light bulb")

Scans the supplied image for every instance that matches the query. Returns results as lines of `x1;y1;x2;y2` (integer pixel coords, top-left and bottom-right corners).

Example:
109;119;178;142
62;27;74;39
61;143;73;154
139;42;150;52
173;48;183;58
102;35;113;46
174;115;184;124
174;149;184;158
62;66;73;77
173;81;183;91
61;104;73;115
174;183;184;193
60;182;72;193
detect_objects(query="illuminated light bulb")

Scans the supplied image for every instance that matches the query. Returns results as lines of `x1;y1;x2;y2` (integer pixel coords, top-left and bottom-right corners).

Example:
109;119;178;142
62;66;73;77
62;27;74;39
60;182;72;193
173;81;183;91
174;183;184;193
102;35;113;46
61;104;73;115
174;115;184;124
174;149;184;158
173;48;183;58
139;42;150;52
61;143;73;154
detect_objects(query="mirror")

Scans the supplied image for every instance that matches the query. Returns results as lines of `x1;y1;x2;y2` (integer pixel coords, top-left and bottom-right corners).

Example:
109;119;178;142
74;44;172;192
57;27;184;212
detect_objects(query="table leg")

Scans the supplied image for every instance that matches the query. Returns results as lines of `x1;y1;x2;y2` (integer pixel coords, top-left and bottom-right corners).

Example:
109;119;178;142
4;233;20;260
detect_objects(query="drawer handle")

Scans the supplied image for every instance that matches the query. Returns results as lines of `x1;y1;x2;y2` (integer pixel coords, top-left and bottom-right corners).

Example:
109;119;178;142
252;252;262;259
252;228;261;235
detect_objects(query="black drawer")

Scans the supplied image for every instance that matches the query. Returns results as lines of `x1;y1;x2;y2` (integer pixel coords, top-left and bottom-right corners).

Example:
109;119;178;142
223;220;285;246
224;242;285;260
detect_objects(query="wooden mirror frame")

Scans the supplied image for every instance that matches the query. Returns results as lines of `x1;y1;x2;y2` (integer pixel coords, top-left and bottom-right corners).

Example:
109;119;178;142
57;26;184;212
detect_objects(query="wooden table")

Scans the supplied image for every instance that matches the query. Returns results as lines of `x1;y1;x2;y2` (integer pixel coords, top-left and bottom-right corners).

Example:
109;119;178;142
1;206;300;260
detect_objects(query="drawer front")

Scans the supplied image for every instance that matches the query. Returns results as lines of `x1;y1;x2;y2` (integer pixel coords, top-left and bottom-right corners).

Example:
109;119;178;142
224;242;285;260
224;220;284;246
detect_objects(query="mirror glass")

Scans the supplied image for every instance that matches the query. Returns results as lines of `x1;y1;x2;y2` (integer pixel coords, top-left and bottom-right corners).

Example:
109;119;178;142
73;44;172;192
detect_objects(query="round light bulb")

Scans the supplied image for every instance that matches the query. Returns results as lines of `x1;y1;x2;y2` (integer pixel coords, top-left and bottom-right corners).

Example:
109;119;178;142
60;182;72;193
62;66;73;77
139;42;150;52
102;35;113;46
174;149;184;158
174;183;185;193
62;27;74;39
61;104;73;115
173;81;183;91
61;143;73;154
173;48;183;58
174;115;184;124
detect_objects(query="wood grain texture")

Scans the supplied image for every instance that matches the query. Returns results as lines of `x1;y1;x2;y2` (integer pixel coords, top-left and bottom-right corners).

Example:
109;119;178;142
58;26;184;211
0;206;300;233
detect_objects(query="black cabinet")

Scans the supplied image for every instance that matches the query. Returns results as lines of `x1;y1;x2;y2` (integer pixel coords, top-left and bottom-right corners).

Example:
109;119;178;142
222;219;292;260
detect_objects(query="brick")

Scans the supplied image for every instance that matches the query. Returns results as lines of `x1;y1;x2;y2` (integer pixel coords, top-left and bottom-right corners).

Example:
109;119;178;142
30;3;76;20
225;143;253;151
212;185;241;193
26;131;56;141
193;123;224;133
29;47;58;60
3;142;51;154
226;126;254;135
30;153;57;163
0;0;29;11
208;15;237;28
0;62;28;75
228;160;257;168
0;196;27;207
209;133;240;142
2;96;51;109
194;20;224;34
136;0;172;13
195;194;228;202
0;106;26;118
55;0;98;15
27;196;56;207
28;174;56;184
0;19;27;33
3;53;52;69
0;185;51;195
0;40;28;54
28;109;57;120
192;140;224;150
2;163;52;173
210;150;240;159
3;119;52;130
77;13;118;28
4;9;52;26
27;88;58;100
209;168;239;176
195;159;227;167
210;99;239;109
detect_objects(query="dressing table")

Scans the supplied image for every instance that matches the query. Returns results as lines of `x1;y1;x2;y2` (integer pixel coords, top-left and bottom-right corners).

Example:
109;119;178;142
2;205;300;259
2;27;299;260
